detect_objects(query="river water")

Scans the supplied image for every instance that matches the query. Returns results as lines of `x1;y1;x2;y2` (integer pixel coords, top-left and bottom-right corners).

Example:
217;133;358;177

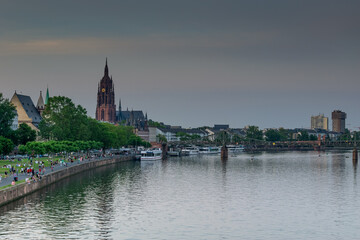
0;151;359;239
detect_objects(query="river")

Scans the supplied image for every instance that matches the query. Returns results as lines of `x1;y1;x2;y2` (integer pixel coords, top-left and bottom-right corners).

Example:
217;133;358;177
0;151;359;239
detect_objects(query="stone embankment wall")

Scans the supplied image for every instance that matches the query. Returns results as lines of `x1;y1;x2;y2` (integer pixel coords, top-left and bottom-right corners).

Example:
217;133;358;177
0;155;134;206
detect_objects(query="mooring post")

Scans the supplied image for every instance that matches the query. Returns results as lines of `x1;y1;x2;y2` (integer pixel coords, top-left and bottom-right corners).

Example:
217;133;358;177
353;148;358;164
221;145;228;160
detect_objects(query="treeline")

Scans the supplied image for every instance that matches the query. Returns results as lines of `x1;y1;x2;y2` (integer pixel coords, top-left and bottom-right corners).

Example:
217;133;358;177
18;140;103;155
39;96;150;149
0;94;150;155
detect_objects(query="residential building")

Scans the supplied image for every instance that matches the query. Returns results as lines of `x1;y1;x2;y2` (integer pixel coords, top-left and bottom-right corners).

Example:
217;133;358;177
311;114;328;130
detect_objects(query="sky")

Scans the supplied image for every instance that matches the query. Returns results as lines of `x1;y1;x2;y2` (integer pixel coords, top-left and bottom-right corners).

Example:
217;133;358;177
0;0;359;130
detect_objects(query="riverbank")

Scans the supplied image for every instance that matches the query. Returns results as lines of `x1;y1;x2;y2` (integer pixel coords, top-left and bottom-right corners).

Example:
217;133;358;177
0;155;134;206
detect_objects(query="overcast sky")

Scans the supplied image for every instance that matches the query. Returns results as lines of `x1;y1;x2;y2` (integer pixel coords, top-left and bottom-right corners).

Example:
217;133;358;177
1;0;359;130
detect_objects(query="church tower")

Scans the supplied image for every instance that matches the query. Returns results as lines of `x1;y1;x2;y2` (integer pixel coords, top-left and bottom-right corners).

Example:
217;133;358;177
96;59;116;123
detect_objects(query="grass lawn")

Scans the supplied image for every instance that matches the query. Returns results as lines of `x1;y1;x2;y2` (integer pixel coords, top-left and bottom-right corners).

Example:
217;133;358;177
0;156;69;175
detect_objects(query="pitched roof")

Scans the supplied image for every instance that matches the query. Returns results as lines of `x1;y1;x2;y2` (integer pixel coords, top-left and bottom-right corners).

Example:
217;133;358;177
118;110;145;120
16;94;42;124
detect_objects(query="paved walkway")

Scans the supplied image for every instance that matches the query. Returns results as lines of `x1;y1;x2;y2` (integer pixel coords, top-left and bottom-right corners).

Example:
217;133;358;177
0;155;123;188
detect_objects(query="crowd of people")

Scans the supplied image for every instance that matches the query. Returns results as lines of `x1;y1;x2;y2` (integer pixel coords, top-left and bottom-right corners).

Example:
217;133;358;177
0;153;108;186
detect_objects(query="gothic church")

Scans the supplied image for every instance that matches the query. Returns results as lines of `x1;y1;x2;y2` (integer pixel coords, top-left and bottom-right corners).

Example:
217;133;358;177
96;60;147;130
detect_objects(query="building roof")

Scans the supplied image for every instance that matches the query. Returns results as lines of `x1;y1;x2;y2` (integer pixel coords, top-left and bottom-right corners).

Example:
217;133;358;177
214;124;229;130
16;94;42;124
118;110;145;120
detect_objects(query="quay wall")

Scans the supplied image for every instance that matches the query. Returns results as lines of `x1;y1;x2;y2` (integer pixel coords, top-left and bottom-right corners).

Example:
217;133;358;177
0;155;134;207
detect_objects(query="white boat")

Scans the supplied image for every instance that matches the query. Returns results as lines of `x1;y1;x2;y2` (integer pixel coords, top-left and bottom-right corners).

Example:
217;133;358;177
199;147;220;154
227;145;244;153
168;148;181;157
141;148;162;161
181;146;199;155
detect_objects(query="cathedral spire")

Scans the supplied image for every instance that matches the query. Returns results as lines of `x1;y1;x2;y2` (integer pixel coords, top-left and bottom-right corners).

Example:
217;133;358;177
104;58;109;76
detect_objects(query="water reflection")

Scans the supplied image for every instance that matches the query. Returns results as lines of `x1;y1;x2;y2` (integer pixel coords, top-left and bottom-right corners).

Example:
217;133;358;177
1;152;359;240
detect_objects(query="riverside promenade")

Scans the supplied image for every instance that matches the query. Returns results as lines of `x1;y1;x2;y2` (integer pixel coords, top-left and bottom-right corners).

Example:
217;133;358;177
0;154;135;206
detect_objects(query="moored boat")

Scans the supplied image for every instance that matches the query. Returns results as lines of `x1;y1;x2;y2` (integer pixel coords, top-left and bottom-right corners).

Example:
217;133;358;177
227;145;244;153
141;148;162;161
181;146;199;155
199;146;220;154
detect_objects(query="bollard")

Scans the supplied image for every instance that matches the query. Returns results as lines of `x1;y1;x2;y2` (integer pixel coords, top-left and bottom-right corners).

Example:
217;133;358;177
353;148;358;163
221;145;228;160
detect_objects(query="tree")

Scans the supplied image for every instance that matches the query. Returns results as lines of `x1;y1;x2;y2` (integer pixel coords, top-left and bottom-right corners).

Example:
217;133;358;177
148;120;165;128
232;134;244;144
278;128;290;141
215;131;230;145
297;130;309;141
39;96;90;141
0;136;14;155
16;123;36;145
0;93;16;138
246;126;263;141
157;134;167;143
265;129;282;141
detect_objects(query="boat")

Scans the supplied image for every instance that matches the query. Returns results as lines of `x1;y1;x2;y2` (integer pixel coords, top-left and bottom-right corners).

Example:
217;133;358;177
140;148;162;161
199;146;220;154
181;146;199;155
227;145;244;153
168;148;181;157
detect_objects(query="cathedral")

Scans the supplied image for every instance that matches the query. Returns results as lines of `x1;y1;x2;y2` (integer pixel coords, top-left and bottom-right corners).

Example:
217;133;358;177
96;60;147;131
95;59;116;122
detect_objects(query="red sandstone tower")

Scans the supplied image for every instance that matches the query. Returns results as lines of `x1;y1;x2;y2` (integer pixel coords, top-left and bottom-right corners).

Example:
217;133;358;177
96;59;116;123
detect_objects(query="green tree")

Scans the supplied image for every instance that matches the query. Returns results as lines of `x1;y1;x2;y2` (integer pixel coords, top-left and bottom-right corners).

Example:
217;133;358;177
297;130;310;141
278;128;290;141
340;129;352;141
215;131;230;145
16;123;36;145
0;136;14;155
157;134;167;143
148;120;165;128
39;96;90;141
23;141;45;155
246;126;263;141
0;93;16;138
232;134;244;144
265;129;282;141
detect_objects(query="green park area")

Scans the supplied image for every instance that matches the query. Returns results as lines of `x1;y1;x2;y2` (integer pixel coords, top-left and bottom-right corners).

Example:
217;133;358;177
0;156;63;176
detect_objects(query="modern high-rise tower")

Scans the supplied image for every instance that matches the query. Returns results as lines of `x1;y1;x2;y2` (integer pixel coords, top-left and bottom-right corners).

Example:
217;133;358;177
311;114;328;130
332;110;346;133
96;59;116;123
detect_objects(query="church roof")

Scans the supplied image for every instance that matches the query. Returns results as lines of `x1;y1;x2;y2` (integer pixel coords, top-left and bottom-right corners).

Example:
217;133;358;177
16;94;42;124
118;110;145;120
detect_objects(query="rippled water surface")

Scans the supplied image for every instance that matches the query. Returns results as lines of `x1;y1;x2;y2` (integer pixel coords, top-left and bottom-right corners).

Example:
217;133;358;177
1;151;359;239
